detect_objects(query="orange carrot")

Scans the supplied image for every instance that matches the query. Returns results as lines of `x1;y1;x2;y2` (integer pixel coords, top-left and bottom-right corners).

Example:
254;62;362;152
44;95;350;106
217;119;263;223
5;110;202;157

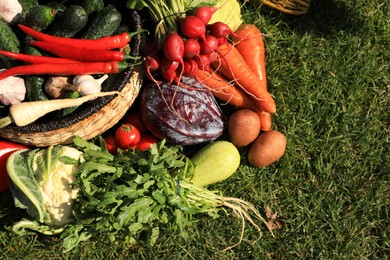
197;69;259;111
232;24;272;131
232;24;267;91
211;43;276;114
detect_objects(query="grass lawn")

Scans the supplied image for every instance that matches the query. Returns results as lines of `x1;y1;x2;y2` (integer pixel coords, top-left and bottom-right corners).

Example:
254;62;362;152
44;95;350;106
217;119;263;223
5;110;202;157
1;0;389;259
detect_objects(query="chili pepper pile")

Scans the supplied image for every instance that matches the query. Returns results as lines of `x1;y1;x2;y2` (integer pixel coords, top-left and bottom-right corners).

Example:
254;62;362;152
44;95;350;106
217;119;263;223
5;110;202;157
0;25;144;81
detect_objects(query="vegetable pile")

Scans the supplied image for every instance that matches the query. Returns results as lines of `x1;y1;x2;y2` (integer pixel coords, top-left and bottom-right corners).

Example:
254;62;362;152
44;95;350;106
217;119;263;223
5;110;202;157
0;0;289;253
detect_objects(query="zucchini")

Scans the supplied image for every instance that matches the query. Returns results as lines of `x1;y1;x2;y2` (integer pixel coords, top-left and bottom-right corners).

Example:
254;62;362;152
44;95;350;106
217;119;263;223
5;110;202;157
0;20;21;68
188;141;241;187
21;5;57;31
81;5;122;39
45;5;88;37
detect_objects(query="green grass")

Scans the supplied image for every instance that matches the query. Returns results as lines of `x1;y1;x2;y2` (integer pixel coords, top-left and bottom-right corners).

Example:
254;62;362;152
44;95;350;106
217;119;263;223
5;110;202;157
1;0;389;259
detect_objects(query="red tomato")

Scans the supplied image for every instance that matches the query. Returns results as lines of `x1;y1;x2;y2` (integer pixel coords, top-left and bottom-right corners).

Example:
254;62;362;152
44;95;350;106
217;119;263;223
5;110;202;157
131;133;158;151
104;135;117;155
0;139;29;192
115;124;141;149
123;110;148;134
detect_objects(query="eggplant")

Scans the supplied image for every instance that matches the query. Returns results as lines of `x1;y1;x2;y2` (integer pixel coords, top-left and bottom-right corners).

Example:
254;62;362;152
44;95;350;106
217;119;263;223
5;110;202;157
140;76;224;145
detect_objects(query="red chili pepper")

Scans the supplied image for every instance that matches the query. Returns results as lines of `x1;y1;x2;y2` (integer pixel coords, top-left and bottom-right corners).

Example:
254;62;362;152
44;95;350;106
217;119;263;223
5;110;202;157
0;50;80;64
0;61;128;80
18;24;145;50
30;41;128;62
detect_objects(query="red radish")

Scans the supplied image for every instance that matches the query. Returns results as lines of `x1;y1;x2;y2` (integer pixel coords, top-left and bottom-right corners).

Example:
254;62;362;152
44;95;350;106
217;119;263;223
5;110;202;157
216;36;228;46
161;57;180;83
209;52;218;63
143;54;161;83
207;22;234;39
200;34;219;55
183;38;201;59
192;6;218;24
183;59;198;77
162;32;185;81
195;54;211;72
180;16;207;40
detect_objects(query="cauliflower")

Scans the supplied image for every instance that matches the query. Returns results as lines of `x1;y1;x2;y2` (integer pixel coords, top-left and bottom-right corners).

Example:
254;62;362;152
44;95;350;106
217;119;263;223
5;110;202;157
33;146;84;226
8;145;84;228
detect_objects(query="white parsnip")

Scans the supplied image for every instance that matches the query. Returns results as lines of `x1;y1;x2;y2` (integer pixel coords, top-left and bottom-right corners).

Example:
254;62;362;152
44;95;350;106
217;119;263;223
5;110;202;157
0;91;120;128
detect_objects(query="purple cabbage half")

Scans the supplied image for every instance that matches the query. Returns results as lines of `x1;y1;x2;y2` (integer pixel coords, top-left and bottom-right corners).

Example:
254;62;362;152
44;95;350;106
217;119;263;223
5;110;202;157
140;76;224;145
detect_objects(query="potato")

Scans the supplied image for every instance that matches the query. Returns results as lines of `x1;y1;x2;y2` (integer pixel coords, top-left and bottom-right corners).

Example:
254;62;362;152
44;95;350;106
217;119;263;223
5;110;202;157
227;109;261;147
248;130;287;167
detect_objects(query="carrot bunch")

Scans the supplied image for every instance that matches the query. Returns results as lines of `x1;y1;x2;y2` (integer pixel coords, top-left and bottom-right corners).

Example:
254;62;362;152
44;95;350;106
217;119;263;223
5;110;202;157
198;23;275;131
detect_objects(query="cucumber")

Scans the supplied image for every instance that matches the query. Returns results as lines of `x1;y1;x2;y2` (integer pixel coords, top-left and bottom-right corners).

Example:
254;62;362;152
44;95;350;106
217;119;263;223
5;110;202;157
55;90;81;117
187;141;241;187
23;39;49;102
81;5;122;39
18;0;39;15
77;0;104;15
45;5;88;38
0;20;21;68
21;5;57;31
46;1;67;13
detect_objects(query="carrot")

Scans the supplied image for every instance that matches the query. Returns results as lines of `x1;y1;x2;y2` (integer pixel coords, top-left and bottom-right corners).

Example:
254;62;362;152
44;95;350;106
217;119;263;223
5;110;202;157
197;69;259;111
211;43;276;114
0;91;120;128
232;24;267;90
232;24;272;130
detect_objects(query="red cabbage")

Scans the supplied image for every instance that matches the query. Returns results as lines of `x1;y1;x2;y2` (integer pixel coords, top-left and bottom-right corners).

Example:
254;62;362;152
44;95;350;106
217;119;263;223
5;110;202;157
140;76;224;145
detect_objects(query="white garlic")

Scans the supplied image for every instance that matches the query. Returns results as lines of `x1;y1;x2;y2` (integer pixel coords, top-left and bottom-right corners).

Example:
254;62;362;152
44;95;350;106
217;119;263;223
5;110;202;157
73;74;108;96
0;0;23;24
0;74;26;105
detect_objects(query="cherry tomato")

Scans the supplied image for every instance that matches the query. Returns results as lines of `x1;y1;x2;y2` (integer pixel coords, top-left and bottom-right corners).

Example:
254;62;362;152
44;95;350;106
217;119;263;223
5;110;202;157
115;124;141;149
104;135;117;155
131;133;158;151
123;110;148;134
0;139;29;192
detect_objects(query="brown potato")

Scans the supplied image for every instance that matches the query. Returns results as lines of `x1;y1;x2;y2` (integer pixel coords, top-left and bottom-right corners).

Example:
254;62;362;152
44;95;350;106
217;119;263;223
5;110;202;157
248;130;287;167
227;109;261;147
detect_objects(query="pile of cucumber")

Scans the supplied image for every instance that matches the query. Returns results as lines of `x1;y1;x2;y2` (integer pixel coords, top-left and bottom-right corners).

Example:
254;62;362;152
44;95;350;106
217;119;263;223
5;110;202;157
0;0;134;104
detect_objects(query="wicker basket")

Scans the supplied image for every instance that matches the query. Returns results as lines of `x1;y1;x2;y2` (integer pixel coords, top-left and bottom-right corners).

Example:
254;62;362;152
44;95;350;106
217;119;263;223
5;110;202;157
0;11;144;147
260;0;311;15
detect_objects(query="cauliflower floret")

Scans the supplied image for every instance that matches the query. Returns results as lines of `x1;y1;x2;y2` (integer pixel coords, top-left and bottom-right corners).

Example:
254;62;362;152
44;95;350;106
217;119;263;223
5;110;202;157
34;146;84;226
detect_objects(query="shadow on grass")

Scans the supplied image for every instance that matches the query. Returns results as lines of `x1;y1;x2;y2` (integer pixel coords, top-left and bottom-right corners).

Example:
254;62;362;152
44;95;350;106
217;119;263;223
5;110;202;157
0;191;25;228
261;0;369;37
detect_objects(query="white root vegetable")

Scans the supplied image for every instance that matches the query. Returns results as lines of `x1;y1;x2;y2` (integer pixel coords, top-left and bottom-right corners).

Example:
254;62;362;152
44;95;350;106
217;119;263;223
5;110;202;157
0;0;22;24
73;74;109;96
0;91;120;128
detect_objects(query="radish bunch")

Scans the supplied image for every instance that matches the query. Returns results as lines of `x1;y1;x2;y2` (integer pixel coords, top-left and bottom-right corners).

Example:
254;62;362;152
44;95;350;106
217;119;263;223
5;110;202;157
143;6;235;84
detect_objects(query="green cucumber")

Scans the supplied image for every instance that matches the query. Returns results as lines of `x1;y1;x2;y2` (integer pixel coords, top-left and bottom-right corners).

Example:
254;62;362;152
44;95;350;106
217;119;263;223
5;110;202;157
23;40;49;102
45;5;88;37
21;5;57;31
187;141;241;187
81;5;122;39
55;90;81;118
46;1;67;13
0;20;21;68
77;0;104;15
18;0;39;15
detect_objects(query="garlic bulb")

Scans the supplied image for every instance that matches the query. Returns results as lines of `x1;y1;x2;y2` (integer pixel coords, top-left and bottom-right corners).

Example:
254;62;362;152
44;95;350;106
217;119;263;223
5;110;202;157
0;0;23;24
73;74;108;96
0;74;26;105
